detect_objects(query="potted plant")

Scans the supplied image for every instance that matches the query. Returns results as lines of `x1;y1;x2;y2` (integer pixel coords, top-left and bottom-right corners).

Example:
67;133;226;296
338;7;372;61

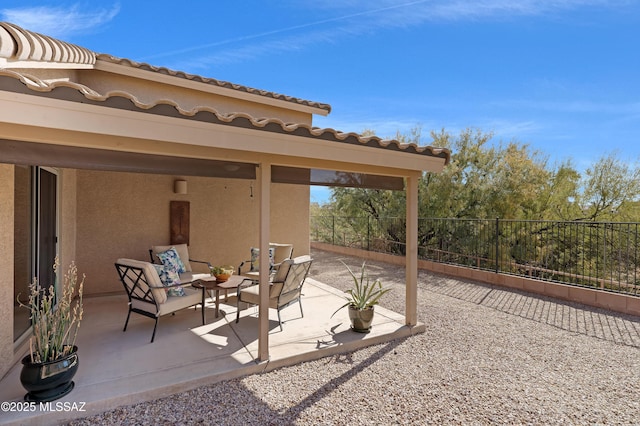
209;265;234;282
332;261;390;333
18;257;84;402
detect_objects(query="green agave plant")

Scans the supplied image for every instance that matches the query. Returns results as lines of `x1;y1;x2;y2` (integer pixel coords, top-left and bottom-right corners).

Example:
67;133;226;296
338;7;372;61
332;261;390;317
19;258;85;363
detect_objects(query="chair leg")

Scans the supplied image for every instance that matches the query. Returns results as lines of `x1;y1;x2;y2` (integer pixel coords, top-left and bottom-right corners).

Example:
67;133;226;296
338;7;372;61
150;317;158;343
236;300;241;324
123;309;132;332
277;309;283;331
298;299;304;318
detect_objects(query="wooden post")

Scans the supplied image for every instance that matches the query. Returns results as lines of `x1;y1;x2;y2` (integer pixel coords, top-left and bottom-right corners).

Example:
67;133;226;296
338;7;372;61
258;163;271;361
406;172;419;326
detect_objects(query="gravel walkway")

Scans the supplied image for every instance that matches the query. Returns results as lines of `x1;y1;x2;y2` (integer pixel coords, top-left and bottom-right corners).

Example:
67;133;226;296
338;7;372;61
68;249;640;425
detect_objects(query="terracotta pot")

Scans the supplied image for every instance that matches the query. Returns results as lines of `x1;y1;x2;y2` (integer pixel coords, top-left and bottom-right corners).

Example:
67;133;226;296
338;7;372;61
20;346;78;402
214;273;231;282
348;306;374;333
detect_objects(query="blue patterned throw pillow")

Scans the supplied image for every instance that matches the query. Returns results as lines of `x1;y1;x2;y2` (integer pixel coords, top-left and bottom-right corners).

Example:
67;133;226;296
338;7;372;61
153;264;186;297
156;247;187;274
249;247;275;271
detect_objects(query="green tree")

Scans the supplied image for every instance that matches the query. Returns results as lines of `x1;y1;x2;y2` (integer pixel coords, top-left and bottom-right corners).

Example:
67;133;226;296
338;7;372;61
538;160;581;220
422;128;559;220
329;127;571;220
421;128;495;218
577;152;640;221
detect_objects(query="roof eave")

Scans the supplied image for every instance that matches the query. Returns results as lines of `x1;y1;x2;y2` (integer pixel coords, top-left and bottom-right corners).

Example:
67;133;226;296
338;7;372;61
0;87;447;174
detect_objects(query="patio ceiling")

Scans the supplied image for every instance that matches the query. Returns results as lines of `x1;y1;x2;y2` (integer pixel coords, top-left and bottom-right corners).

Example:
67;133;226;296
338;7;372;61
0;138;257;178
0;138;405;189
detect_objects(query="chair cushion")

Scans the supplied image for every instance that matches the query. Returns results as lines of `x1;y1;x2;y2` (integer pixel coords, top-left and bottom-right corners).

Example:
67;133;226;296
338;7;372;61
272;259;292;283
116;258;167;305
153;264;186;297
152;244;192;272
270;243;294;265
156;246;187;274
157;287;202;316
239;284;280;309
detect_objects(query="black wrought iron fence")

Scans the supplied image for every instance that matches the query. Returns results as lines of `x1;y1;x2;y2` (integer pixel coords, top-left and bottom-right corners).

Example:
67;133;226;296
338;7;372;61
310;216;640;296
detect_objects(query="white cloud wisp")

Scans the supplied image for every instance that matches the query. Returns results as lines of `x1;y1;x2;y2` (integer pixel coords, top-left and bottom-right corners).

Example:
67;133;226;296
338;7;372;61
1;3;120;39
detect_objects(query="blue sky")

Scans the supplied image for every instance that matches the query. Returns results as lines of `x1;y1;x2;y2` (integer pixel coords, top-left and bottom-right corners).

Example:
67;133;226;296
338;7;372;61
2;1;639;204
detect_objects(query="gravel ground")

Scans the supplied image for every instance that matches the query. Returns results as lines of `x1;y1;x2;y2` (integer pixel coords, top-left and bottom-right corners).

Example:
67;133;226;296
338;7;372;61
68;249;640;425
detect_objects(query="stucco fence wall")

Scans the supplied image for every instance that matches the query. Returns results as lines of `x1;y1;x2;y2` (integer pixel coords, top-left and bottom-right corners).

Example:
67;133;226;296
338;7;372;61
311;242;640;317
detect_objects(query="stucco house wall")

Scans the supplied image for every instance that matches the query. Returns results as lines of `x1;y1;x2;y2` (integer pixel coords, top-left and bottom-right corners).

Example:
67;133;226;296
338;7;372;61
0;164;15;374
74;170;309;296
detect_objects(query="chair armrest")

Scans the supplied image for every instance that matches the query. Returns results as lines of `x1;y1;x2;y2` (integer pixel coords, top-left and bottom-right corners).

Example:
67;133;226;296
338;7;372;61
236;278;257;295
190;259;212;268
237;260;252;275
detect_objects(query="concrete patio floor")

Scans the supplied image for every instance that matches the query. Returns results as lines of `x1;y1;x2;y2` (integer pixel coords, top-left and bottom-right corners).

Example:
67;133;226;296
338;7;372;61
0;272;423;425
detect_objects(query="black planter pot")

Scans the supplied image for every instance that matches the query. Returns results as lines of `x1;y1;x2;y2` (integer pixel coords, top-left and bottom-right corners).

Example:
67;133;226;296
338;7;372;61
20;346;79;402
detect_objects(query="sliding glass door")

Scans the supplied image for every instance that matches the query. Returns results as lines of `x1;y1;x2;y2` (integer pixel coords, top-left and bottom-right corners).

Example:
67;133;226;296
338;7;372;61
36;168;58;290
14;166;58;341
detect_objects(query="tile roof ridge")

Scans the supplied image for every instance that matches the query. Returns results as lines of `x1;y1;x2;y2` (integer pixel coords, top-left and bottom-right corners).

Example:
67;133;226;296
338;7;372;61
0;22;95;65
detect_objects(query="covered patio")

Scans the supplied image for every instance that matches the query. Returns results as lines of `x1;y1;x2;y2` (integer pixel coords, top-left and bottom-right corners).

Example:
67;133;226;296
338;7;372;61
0;258;422;425
0;22;454;426
0;19;450;387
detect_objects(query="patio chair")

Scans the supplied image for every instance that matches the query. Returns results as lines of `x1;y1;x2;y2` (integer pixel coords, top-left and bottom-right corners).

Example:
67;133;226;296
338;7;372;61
149;244;211;283
235;255;312;331
115;258;204;342
237;243;294;279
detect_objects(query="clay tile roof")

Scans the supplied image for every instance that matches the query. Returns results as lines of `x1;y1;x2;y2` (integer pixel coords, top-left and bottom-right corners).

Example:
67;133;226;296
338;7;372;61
96;54;332;113
0;69;450;164
0;21;330;112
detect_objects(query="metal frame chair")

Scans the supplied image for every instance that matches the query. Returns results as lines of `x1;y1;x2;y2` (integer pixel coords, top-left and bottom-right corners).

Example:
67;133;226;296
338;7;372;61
115;258;204;342
237;243;294;277
235;255;312;331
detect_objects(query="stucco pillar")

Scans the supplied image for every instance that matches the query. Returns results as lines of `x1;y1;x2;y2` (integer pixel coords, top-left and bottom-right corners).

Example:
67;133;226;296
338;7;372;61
405;172;419;326
0;164;15;379
257;163;271;361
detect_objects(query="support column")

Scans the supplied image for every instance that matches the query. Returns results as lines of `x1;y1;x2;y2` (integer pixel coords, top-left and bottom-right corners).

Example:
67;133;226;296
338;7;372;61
258;163;271;361
405;172;419;326
0;164;15;379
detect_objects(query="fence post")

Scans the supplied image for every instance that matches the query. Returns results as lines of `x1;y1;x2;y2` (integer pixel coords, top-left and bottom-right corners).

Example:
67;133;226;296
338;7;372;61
495;217;499;274
367;216;371;251
332;216;335;245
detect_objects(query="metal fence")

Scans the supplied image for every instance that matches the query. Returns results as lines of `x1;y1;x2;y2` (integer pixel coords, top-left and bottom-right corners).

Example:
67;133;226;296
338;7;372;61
310;216;640;296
